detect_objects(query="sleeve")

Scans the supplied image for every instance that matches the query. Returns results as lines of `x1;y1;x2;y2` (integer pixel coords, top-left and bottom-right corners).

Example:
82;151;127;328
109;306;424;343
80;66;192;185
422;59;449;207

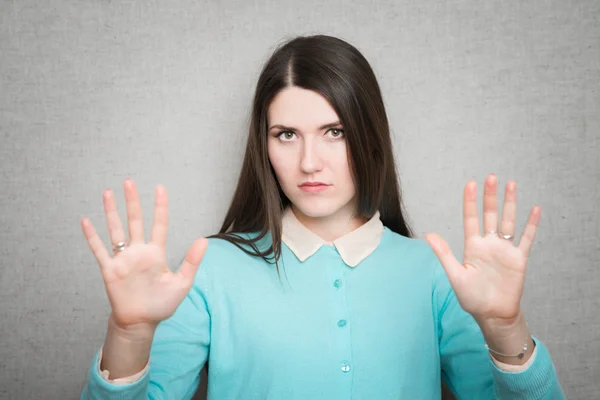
97;346;149;384
80;256;213;400
491;348;537;372
431;253;566;400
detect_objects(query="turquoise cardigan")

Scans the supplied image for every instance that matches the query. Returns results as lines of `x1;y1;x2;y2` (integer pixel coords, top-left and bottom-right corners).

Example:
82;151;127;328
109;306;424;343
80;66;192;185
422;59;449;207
81;228;565;399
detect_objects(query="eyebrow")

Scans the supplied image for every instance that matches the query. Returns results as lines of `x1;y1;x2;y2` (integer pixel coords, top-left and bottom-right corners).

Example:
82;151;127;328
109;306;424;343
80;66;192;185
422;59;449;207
268;121;343;131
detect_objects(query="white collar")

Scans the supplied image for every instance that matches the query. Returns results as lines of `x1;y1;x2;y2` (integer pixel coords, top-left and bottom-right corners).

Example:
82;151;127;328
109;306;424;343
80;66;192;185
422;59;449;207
281;207;384;267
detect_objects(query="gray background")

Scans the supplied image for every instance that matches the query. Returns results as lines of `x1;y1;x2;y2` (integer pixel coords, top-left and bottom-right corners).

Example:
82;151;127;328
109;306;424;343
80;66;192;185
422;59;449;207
1;0;598;399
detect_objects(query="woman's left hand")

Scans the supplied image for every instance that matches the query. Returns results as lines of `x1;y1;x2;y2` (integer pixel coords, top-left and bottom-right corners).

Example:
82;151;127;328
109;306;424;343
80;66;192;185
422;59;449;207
425;173;541;325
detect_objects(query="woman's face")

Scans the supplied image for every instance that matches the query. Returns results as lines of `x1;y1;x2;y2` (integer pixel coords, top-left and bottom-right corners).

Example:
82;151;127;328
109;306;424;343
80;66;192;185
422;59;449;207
267;86;357;220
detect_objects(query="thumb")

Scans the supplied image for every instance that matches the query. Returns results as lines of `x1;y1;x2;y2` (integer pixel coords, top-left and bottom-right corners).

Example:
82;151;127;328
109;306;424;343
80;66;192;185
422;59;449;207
177;238;209;284
424;233;462;283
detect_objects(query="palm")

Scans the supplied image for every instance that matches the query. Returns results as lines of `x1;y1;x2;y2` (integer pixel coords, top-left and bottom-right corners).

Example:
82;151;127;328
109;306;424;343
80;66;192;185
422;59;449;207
454;235;527;320
425;174;541;323
80;179;208;330
102;243;186;326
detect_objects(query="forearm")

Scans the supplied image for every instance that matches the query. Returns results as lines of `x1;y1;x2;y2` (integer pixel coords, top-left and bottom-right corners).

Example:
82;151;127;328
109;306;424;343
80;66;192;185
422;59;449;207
476;308;535;366
100;314;157;379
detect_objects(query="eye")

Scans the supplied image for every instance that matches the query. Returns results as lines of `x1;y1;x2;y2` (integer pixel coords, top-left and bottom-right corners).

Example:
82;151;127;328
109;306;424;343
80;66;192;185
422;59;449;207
276;131;297;141
326;128;345;139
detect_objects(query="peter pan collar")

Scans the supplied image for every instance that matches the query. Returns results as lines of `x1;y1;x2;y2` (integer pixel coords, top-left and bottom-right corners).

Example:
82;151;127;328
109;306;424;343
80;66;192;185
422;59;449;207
281;206;384;267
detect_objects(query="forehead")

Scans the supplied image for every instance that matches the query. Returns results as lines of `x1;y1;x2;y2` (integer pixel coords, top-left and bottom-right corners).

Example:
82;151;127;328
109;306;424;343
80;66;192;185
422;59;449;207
267;87;340;128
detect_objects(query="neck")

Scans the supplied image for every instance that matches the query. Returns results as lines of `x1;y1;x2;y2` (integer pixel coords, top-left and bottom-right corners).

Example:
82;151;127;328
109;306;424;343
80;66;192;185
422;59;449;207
291;204;367;243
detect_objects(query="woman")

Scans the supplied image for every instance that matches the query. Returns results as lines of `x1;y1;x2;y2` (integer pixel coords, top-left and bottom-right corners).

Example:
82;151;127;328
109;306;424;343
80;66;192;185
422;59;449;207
80;35;565;399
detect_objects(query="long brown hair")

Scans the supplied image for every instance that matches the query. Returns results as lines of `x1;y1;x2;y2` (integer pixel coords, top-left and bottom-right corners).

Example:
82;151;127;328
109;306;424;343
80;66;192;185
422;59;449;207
209;35;414;268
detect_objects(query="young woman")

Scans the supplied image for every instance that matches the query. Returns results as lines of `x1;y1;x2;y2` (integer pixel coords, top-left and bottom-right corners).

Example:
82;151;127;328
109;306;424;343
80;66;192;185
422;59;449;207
80;35;565;399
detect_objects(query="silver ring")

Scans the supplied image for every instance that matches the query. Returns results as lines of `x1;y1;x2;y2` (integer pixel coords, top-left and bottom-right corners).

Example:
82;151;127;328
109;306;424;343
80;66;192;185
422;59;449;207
113;241;128;253
500;233;514;240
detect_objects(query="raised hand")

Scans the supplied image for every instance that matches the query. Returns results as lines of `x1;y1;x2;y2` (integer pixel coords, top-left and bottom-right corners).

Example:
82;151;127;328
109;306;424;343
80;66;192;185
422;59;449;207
425;173;541;325
80;179;208;332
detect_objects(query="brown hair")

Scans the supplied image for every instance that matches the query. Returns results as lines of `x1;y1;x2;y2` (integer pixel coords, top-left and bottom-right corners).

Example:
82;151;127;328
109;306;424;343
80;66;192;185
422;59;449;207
209;34;414;269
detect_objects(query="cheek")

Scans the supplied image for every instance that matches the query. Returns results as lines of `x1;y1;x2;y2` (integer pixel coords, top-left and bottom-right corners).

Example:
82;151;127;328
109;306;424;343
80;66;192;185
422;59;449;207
268;142;293;187
343;161;356;193
336;157;357;198
329;147;354;185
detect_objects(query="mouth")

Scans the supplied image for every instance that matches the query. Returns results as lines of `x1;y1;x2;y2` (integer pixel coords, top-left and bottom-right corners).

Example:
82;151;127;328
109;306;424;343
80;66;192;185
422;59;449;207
299;182;330;193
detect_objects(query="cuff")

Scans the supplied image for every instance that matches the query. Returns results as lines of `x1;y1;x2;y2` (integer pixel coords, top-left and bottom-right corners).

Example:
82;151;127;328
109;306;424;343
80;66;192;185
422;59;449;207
98;346;149;384
490;341;538;372
489;335;557;399
82;347;150;400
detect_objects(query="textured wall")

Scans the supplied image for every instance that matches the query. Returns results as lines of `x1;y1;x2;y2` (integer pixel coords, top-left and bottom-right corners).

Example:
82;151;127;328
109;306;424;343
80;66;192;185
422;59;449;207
0;0;598;399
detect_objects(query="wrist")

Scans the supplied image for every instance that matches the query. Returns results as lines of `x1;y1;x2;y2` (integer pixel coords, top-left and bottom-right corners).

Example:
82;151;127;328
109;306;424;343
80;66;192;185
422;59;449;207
101;315;156;379
476;309;535;365
107;313;157;342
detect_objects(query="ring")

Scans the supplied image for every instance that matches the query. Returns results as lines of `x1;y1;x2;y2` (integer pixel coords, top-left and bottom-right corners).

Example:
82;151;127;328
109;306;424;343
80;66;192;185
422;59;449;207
113;241;128;253
500;233;514;240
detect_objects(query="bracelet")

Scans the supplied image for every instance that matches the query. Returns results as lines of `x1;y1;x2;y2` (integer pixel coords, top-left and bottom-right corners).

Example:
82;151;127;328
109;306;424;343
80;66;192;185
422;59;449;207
485;337;530;359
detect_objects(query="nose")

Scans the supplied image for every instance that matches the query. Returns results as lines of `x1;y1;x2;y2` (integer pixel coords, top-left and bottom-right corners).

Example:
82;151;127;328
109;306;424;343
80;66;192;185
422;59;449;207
300;137;324;174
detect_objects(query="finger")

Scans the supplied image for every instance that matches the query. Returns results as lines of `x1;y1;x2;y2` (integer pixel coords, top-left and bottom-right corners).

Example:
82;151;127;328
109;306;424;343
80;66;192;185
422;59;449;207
518;206;541;256
425;233;464;284
500;180;517;240
124;179;145;245
103;189;127;253
483;174;499;235
150;185;168;248
176;238;209;285
463;180;480;240
81;217;111;268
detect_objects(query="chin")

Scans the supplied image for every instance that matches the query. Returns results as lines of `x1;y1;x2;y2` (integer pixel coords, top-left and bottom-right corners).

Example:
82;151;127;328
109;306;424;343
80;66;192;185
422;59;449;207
290;198;350;219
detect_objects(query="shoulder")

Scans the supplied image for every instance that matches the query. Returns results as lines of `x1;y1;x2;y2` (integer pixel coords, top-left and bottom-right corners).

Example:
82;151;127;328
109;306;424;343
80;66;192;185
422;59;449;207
379;227;437;266
202;232;262;263
380;229;452;301
196;232;273;278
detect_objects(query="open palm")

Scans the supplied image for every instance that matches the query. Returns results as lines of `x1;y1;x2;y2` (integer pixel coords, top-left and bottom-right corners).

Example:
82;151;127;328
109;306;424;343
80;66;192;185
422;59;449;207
425;174;541;324
81;179;208;330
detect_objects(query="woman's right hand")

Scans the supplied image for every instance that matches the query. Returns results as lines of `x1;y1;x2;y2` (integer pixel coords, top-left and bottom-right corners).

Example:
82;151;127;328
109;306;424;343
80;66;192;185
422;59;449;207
80;178;208;334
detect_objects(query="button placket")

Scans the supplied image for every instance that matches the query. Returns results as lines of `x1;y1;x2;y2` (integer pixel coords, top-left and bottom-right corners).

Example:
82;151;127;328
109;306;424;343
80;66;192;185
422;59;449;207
331;256;353;380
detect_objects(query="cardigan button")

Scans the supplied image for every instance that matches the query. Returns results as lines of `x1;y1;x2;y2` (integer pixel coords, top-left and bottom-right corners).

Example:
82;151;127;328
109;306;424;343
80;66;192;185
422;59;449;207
333;279;342;288
341;362;351;373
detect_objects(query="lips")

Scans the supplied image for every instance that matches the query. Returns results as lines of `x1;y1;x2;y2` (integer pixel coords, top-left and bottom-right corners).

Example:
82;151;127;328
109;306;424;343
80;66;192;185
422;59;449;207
299;182;328;187
299;182;330;193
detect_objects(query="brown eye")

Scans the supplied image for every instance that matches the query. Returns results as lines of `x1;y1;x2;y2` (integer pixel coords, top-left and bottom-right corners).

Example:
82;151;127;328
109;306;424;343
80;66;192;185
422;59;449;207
277;131;296;141
327;129;344;138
